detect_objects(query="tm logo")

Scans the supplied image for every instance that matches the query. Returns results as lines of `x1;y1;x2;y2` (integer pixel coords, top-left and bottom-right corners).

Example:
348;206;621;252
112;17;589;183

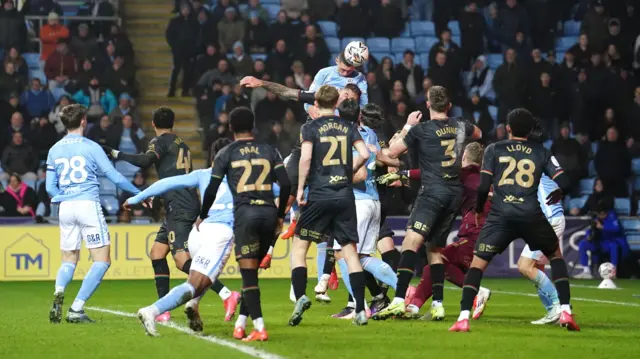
4;234;50;278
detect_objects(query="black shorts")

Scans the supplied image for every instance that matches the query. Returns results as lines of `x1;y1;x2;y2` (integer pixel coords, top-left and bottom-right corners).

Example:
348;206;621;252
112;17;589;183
378;221;394;241
285;153;300;196
234;206;277;260
475;214;560;261
407;187;461;247
155;215;196;255
295;197;358;246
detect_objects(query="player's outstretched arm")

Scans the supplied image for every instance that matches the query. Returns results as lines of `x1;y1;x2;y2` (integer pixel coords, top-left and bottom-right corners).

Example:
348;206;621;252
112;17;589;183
94;145;141;195
352;140;370;172
376;148;401;167
114;150;158;168
127;171;199;206
240;76;308;102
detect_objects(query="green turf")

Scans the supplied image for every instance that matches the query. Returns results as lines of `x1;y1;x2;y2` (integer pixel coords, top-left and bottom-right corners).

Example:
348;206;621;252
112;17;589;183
1;278;640;359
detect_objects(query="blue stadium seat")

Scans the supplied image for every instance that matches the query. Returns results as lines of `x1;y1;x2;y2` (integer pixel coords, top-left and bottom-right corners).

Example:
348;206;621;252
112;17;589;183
330;53;339;66
543;140;552;149
449;106;463;117
115;161;139;179
264;4;280;20
29;69;47;84
591;141;598;155
488;105;498;121
371;52;393;63
250;53;267;62
555;51;566;63
399;27;411;38
588;160;597;177
317;21;338;37
391;38;415;53
556;36;577;52
238;4;248;13
99;177;117;196
393;53;405;66
366;37;390;53
564;20;581;36
415;36;439;54
131;218;152;224
24;53;40;69
579;178;595;195
621;219;640;230
632;158;640;175
447;21;460;36
451;36;461;46
410;21;436;37
419;53;429;69
23;179;36;189
487;54;503;69
326;37;341;53
260;0;281;4
341;37;366;51
568;195;588;210
101;196;120;216
614;198;631;215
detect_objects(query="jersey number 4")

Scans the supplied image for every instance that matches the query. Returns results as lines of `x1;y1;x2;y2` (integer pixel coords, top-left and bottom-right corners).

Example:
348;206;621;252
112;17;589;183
320;136;347;166
231;159;272;193
176;148;191;173
498;156;535;188
54;156;88;185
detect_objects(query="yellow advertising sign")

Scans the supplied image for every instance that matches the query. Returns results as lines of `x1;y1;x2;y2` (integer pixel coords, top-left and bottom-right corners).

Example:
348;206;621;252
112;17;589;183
1;225;320;281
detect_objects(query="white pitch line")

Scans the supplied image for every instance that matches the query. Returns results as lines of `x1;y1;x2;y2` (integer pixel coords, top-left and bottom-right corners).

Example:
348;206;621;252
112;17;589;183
443;288;640;307
87;307;286;359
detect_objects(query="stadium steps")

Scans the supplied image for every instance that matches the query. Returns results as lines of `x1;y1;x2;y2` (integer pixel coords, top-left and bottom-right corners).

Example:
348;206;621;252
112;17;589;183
123;0;207;179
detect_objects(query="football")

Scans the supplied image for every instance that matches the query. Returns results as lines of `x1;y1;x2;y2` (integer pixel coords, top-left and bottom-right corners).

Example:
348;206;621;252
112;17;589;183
599;262;616;279
343;41;369;67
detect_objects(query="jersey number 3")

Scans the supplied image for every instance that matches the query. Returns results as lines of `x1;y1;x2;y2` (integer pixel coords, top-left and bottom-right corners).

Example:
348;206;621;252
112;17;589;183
320;136;347;166
440;139;456;167
498;156;535;188
232;159;272;193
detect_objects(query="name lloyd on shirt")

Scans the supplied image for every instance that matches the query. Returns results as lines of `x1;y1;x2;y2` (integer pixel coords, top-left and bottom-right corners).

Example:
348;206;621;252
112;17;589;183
506;144;532;154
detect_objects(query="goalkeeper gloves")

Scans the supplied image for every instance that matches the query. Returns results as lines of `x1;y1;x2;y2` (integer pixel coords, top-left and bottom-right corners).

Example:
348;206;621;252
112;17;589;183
376;170;409;185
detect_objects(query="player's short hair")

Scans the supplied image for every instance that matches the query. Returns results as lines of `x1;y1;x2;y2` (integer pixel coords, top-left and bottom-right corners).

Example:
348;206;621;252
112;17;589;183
210;137;232;161
427;86;450;113
343;83;361;100
361;103;385;130
464;142;484;165
229;107;254;133
152;107;175;129
338;99;360;123
527;117;547;143
507;108;535;137
315;85;340;109
59;104;87;130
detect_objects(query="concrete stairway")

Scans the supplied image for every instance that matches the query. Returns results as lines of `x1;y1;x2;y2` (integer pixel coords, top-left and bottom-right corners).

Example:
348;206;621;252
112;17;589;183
123;0;206;178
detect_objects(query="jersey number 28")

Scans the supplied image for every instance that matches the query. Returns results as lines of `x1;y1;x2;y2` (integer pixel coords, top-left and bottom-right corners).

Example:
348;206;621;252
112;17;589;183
54;156;88;185
498;156;535;188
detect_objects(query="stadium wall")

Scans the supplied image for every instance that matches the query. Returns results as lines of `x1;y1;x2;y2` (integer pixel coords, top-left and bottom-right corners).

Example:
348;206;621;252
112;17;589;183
1;218;597;281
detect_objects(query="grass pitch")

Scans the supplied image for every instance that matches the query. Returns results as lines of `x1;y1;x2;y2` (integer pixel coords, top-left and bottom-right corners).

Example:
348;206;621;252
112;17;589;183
1;278;640;359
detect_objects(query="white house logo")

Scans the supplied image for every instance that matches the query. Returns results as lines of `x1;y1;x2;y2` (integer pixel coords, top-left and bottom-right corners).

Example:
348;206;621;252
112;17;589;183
4;234;50;278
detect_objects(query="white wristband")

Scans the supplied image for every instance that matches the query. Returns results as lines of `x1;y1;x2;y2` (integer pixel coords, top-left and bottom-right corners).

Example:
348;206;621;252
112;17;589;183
111;149;120;158
403;124;413;131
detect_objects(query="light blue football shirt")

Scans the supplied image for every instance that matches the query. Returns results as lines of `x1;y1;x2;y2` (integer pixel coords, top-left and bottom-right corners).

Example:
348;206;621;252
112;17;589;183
537;174;564;220
305;66;368;111
353;125;380;201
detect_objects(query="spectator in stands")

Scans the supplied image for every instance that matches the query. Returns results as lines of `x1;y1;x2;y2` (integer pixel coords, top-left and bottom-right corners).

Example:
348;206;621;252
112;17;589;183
427;51;460;102
527;72;560;137
218;7;245;54
47;94;70;134
628;86;640;140
114;114;145;155
94;41;116;76
197;58;236;94
27;0;62;17
166;2;199;97
283;107;301;137
118;171;152;218
569;33;592;68
596;126;631;197
215;83;232;118
30;115;57;161
0;61;25;100
71;75;117;122
243;0;269;23
282;0;309;20
1;132;38;181
570;177;607;216
104;24;134;62
496;0;530;49
415;77;433;114
464;55;495;101
301;41;325;79
429;28;461;70
581;0;609;52
35;164;51;217
0;92;22;135
211;0;238;24
459;1;485;67
3;47;28;83
19;78;55;121
39;12;69;61
7;111;29;142
195;9;218;56
337;0;369;38
376;56;395;96
509;31;534;64
225;83;250;112
296;24;328;60
267;121;294;156
44;39;76;93
394;50;424;100
229;41;254;78
88;114;118;148
255;91;287;135
463;92;494;136
552;122;588;194
266;39;293;83
0;0;27;52
0;173;36;217
493;48;526;123
307;0;336;21
528;48;553;83
103;56;135;98
291;61;305;89
194;44;223;82
371;0;403;38
108;93;140;125
87;0;116;37
70;23;99;62
606;19;628;62
269;10;295;46
244;11;270;54
366;72;386;110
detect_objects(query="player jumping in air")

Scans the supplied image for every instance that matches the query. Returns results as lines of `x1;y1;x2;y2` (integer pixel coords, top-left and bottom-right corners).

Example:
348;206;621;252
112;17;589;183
103;108;240;322
449;108;580;332
47;104;143;323
289;85;371;326
373;86;482;321
198;107;290;341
